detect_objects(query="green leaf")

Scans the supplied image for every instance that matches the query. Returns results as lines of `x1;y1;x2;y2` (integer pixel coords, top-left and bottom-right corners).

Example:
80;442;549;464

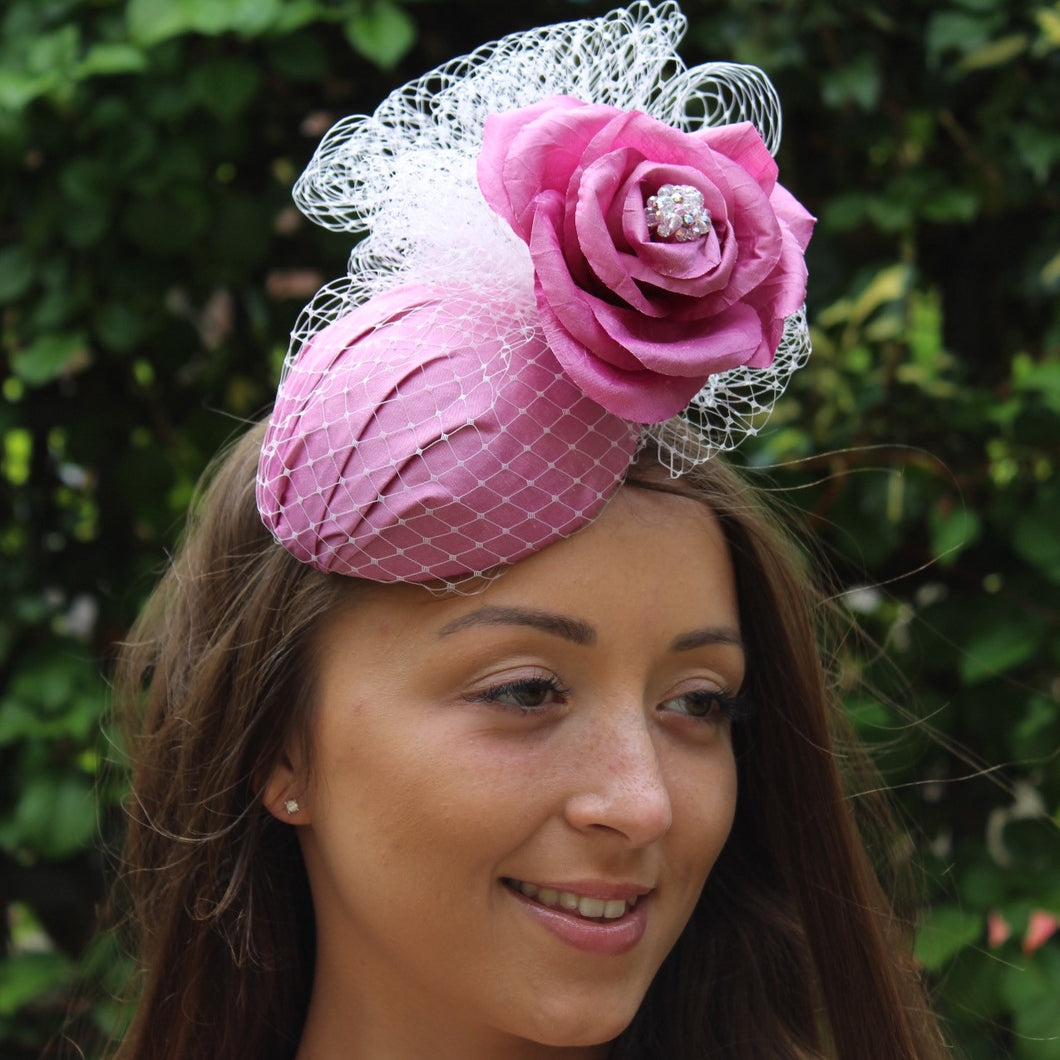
126;0;195;48
265;27;330;80
26;24;80;78
344;1;416;69
0;244;32;303
1013;353;1060;414
1038;8;1060;51
929;505;981;567
7;650;97;714
960;615;1042;684
0;69;52;111
188;57;260;121
1041;251;1060;290
915;905;984;971
76;42;148;78
921;186;980;223
1010;695;1060;764
1014;491;1060;581
817;264;911;329
127;0;282;47
820;191;872;232
209;0;284;37
927;12;993;58
958;858;1008;910
10;332;91;386
0;953;73;1016
1012;124;1060;185
844;695;894;735
820;54;880;110
121;189;208;255
4;772;97;860
269;0;339;36
1001;946;1060;1060
94;301;149;353
959;33;1029;71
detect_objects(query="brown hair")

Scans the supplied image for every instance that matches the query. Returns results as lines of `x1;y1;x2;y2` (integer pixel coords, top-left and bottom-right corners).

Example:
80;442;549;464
108;420;945;1059
110;421;335;1059
618;439;946;1058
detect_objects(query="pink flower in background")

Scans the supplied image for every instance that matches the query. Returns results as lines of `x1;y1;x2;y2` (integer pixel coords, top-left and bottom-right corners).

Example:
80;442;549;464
1023;910;1059;954
986;908;1058;953
987;910;1012;948
478;96;815;422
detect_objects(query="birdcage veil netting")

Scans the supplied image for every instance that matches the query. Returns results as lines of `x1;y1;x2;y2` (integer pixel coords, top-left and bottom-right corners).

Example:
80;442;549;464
257;1;812;585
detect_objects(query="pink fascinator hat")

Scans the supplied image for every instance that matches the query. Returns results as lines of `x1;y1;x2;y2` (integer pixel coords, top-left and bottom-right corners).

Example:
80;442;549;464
257;1;815;585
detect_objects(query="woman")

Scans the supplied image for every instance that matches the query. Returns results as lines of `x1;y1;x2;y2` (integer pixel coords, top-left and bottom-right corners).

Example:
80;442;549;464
111;5;946;1057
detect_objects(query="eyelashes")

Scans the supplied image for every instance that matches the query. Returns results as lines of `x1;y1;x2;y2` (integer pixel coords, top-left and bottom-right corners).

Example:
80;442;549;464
466;675;756;723
666;688;757;724
466;675;572;712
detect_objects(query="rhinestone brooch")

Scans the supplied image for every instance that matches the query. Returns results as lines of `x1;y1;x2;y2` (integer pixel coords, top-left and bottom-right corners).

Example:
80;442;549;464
645;184;712;242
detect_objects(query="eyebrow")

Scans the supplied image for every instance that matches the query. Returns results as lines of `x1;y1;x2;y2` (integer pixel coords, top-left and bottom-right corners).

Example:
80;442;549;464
668;628;744;653
438;606;597;645
438;607;743;654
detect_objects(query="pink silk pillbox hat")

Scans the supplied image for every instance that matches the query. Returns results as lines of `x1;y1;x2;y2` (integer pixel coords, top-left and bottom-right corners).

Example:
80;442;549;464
257;285;642;582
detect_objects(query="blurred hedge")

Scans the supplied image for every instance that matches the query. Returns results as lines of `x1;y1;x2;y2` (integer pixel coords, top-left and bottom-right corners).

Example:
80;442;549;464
1;0;1058;1056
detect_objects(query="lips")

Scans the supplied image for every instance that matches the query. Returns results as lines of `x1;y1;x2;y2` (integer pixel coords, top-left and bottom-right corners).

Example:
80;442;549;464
503;876;651;956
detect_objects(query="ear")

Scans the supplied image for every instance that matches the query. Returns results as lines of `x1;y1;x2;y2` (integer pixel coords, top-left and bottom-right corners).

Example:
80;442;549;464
261;748;311;824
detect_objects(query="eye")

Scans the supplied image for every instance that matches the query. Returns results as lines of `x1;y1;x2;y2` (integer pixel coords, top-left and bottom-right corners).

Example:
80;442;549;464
661;688;755;723
466;674;572;713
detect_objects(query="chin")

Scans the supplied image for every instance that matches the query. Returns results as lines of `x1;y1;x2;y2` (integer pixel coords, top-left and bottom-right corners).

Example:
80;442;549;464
513;993;640;1050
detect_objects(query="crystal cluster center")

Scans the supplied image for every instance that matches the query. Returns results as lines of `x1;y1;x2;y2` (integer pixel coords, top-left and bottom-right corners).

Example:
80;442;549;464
645;184;712;243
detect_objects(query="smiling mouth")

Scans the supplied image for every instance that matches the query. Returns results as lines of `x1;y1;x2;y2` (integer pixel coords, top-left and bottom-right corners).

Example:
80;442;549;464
503;878;640;921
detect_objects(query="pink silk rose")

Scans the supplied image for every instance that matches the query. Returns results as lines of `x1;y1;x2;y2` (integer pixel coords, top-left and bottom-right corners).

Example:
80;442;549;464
477;96;815;422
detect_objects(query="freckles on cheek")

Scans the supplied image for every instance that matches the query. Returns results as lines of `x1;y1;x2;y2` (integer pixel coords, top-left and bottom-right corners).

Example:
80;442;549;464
678;756;738;853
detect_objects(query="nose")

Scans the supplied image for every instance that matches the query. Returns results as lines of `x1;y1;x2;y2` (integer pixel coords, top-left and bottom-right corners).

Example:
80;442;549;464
562;711;673;847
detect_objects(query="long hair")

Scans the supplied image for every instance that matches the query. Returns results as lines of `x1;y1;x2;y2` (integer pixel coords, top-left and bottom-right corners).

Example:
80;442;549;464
618;439;946;1058
108;420;945;1059
110;421;336;1059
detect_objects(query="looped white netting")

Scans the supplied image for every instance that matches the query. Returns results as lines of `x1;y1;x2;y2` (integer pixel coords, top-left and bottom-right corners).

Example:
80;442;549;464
259;2;811;584
655;307;812;471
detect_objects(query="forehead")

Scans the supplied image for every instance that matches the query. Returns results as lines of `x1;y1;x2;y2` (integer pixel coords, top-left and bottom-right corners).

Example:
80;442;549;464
327;485;738;647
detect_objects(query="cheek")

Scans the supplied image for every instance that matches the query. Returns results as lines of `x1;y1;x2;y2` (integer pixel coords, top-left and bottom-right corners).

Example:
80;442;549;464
307;718;543;886
670;743;739;875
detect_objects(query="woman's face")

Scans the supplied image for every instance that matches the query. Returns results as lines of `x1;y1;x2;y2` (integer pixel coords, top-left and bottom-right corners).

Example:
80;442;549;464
284;486;743;1057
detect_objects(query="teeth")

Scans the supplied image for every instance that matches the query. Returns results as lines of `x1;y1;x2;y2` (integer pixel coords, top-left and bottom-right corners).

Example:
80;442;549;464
513;880;635;920
578;896;606;918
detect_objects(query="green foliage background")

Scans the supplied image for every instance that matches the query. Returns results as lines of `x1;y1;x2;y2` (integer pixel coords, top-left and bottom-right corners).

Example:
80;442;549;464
1;0;1058;1055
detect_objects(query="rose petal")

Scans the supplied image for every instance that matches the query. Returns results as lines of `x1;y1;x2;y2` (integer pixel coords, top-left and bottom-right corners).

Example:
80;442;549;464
699;122;779;192
536;289;709;421
568;145;646;304
770;181;817;252
737;218;811;366
700;156;783;308
478;98;617;238
589;297;763;376
530;195;645;372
